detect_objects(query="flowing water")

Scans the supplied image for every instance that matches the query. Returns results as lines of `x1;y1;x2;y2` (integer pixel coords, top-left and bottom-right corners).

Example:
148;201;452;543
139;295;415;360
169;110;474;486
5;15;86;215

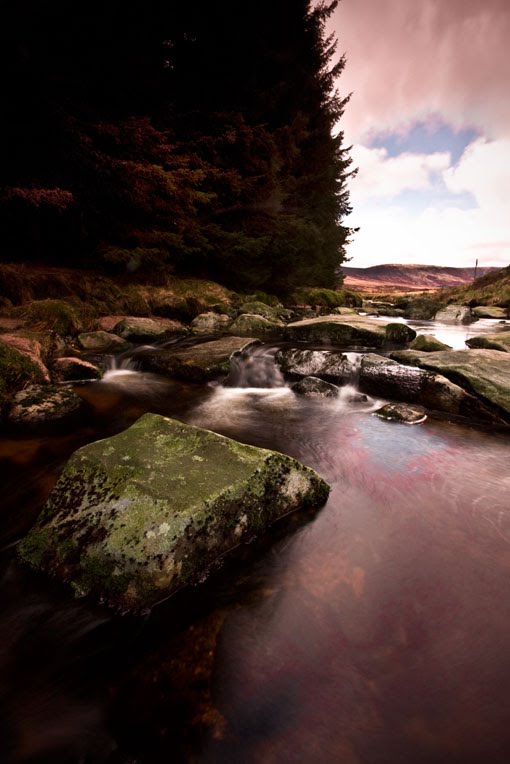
1;326;510;763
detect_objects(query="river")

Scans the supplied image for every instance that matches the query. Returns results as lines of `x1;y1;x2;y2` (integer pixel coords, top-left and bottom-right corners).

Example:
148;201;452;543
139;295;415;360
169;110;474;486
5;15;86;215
1;319;510;763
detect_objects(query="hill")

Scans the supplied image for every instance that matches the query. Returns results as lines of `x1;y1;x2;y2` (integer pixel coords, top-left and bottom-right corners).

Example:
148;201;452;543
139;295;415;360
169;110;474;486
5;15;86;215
341;264;498;294
440;264;510;306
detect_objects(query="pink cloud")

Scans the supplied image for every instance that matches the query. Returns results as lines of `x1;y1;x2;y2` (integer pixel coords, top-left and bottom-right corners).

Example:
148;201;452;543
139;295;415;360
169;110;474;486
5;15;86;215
330;0;510;143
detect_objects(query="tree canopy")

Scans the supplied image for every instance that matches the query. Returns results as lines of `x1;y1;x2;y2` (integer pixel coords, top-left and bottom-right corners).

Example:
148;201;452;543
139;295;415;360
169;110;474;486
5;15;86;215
1;0;354;293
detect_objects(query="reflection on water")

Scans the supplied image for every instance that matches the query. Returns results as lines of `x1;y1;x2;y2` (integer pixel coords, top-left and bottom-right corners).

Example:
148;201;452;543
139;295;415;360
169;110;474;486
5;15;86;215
1;336;510;763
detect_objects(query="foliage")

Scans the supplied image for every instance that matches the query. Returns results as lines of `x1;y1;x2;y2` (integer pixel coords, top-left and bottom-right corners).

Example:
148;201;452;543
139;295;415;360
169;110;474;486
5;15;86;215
291;287;362;308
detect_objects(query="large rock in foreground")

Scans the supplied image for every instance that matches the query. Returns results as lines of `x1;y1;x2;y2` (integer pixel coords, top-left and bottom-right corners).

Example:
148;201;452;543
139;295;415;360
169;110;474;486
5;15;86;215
18;414;329;611
138;336;259;382
390;349;510;423
285;316;416;347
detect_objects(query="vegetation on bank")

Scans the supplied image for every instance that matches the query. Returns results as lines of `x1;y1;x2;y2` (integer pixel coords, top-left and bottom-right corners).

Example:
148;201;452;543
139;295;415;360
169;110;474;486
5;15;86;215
2;0;354;292
440;265;510;308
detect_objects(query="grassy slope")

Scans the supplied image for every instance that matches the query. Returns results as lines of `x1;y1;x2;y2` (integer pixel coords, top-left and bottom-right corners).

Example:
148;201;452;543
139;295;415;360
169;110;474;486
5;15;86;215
440;265;510;306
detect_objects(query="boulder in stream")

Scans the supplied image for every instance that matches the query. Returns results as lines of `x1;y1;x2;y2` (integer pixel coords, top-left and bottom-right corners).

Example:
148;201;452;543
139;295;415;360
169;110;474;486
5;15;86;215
227;314;285;338
52;357;101;382
113;317;185;342
275;348;352;382
434;305;473;324
138;336;260;382
7;385;87;430
410;334;452;352
190;312;232;334
18;413;330;611
291;376;340;398
465;332;510;353
374;402;427;424
77;331;130;354
285;316;416;347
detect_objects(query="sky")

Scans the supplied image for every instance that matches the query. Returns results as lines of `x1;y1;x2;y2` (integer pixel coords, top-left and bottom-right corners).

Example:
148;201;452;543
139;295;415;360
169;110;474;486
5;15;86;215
329;0;510;268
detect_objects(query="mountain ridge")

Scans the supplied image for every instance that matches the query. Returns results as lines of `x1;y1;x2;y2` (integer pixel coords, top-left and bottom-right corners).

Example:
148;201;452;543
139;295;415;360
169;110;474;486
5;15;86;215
341;264;499;293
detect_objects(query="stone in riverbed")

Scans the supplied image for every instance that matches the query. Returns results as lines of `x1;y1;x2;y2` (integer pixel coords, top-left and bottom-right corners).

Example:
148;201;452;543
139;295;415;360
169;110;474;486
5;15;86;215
472;306;507;319
18;413;330;611
113;317;184;342
7;385;87;430
227;314;285;337
285;316;416;347
374;402;427;424
465;332;510;353
138;336;259;382
291;376;340;398
77;331;130;354
434;305;473;324
410;334;452;352
190;312;232;334
390;349;510;423
275;348;352;382
52;357;101;382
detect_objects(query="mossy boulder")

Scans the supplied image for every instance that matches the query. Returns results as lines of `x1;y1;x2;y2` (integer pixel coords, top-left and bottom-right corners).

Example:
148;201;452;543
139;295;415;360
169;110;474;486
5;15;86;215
18;413;330;611
237;301;290;322
390;349;510;423
434;305;473;324
227;314;285;338
472;306;507;319
77;331;130;354
7;385;87;430
138;337;259;382
0;339;48;414
374;403;427;424
410;334;452;352
466;332;510;353
190;312;232;334
285;316;415;348
113;317;183;342
291;376;339;398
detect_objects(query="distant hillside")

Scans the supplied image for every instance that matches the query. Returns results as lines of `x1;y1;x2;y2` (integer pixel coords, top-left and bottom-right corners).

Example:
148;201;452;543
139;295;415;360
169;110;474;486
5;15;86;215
341;264;498;293
440;264;510;306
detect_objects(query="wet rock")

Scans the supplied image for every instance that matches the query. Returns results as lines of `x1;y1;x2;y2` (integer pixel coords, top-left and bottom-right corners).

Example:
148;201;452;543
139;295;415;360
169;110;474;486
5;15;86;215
291;376;340;398
466;332;510;353
410;334;452;352
472;306;507;319
434;305;473;324
275;348;352;383
360;353;503;425
113;317;184;342
18;413;330;611
7;385;87;430
52;357;101;382
138;336;260;382
390;349;510;423
374;402;427;424
76;331;130;354
227;314;285;338
190;312;232;334
285;316;415;347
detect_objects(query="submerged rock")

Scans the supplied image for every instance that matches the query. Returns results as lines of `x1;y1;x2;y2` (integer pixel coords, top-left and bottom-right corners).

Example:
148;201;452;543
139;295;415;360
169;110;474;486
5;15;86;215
410;334;452;352
390;349;510;423
275;348;352;382
374;402;427;424
466;332;510;353
285;316;415;347
138;336;260;382
18;413;330;611
7;385;87;430
291;376;340;398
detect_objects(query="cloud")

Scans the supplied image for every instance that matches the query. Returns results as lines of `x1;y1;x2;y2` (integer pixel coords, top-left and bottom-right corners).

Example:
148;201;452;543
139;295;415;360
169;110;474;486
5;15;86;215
350;144;450;199
331;0;510;143
346;137;510;268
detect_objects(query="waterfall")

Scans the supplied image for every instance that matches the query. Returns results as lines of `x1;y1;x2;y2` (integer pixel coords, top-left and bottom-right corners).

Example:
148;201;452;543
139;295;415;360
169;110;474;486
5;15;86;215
223;346;286;389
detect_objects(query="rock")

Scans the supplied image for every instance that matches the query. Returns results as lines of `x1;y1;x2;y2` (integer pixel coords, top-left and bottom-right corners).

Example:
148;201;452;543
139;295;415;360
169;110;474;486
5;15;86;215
410;334;452;352
403;298;443;320
18;413;330;611
360;353;503;425
138;337;259;382
472;306;508;319
227;314;284;337
113;317;184;342
238;301;280;319
275;348;352;383
466;332;510;353
291;376;340;398
332;307;359;315
390;349;510;423
190;312;232;334
0;334;50;382
52;357;101;382
374;402;427;424
7;385;87;430
0;338;49;414
77;331;130;354
434;305;473;324
285;316;416;347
